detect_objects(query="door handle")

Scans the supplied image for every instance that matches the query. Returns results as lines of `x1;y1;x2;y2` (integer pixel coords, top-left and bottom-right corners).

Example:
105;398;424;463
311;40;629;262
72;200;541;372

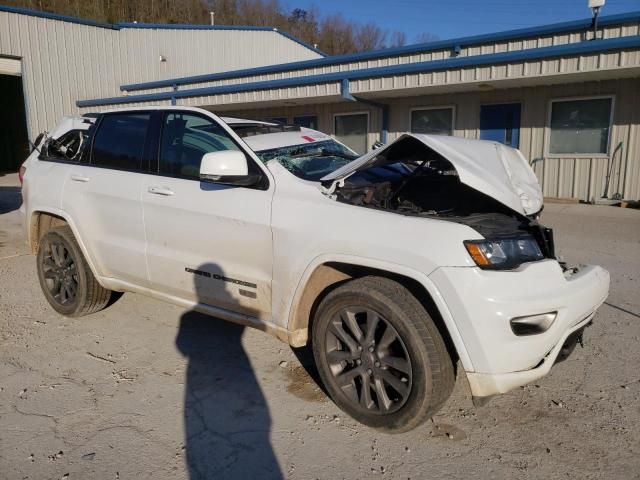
148;186;174;196
70;174;90;182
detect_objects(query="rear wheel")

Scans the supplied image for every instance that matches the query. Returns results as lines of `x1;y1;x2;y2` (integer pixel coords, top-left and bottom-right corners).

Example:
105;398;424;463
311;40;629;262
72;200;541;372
312;276;454;432
36;225;111;317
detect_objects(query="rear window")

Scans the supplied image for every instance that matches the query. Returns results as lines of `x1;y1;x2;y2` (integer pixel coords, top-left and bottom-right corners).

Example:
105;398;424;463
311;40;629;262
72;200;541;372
92;113;151;171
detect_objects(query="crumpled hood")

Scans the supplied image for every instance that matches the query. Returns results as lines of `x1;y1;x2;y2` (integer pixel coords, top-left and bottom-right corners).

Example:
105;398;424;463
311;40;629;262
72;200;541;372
321;133;543;216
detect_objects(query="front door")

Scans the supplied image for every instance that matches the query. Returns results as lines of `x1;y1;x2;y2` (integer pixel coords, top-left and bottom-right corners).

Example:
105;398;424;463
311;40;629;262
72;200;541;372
141;110;273;320
480;103;521;148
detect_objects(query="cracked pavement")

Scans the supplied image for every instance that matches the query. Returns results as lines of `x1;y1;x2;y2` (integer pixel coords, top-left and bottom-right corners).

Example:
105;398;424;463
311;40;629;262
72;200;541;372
1;173;639;479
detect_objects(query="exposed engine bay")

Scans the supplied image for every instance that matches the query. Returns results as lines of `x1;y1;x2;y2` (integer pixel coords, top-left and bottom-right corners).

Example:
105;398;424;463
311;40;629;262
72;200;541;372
330;136;555;258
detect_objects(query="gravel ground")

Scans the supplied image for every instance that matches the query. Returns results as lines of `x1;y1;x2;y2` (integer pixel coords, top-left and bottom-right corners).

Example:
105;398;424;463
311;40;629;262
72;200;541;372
1;173;639;480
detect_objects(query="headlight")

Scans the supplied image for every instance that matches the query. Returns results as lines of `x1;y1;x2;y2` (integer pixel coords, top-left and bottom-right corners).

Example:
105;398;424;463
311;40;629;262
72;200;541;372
464;235;544;270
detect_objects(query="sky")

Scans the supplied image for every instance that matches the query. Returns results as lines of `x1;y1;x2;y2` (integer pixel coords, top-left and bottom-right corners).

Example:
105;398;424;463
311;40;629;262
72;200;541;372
290;0;640;43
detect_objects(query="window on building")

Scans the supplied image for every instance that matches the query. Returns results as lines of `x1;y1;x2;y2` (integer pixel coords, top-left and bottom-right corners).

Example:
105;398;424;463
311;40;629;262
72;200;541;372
92;113;151;171
549;97;613;155
410;107;454;136
334;113;368;154
159;112;241;179
293;115;318;129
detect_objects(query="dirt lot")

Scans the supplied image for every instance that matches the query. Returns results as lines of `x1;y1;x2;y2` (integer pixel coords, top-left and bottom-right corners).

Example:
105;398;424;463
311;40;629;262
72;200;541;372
1;173;639;480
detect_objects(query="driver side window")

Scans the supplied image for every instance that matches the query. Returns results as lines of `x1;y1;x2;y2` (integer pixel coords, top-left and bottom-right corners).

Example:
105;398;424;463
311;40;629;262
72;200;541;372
158;112;241;179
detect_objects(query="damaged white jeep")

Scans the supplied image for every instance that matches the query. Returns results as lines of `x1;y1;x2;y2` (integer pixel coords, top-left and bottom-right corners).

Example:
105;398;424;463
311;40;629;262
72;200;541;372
21;106;609;432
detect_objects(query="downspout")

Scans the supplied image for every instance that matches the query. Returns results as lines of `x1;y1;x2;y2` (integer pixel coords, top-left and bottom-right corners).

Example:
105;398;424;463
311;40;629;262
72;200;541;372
340;78;389;145
171;83;178;106
602;141;623;199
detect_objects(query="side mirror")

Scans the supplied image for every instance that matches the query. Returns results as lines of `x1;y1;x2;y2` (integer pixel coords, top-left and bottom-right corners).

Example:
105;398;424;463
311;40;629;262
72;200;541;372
199;151;260;187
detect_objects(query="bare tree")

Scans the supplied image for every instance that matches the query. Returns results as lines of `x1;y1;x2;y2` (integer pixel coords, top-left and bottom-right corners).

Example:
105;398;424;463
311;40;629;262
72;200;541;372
355;23;387;52
415;32;439;44
389;30;407;48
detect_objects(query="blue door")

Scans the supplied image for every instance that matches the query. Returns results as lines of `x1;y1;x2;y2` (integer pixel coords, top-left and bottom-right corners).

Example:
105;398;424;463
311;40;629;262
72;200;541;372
480;103;521;148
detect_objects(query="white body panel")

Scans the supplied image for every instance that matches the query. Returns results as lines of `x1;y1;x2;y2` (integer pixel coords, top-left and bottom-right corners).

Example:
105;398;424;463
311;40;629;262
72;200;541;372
22;107;609;399
61;166;148;286
141;175;274;318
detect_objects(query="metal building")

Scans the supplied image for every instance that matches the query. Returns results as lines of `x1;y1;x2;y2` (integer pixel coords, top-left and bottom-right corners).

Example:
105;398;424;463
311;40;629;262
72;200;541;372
0;5;323;172
3;6;640;203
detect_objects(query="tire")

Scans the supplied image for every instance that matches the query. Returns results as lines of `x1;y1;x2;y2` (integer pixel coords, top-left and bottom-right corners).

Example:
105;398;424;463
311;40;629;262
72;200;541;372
312;276;455;433
36;225;111;317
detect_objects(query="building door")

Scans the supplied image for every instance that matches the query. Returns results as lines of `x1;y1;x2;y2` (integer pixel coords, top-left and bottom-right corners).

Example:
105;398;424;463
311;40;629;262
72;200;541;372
0;65;30;172
335;113;368;154
480;103;521;148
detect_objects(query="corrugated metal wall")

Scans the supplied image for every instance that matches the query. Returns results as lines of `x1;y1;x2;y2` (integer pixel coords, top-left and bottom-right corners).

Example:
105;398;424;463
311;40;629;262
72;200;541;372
161;21;640;91
226;78;640;202
0;10;321;140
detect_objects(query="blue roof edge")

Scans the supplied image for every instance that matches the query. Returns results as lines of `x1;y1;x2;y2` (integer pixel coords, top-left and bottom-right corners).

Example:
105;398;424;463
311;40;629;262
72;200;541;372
77;35;640;108
0;4;324;55
119;10;640;92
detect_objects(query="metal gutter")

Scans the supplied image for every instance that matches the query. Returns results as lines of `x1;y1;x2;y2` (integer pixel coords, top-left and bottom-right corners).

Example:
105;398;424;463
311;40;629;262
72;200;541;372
119;10;640;92
0;5;325;56
341;79;390;144
77;35;640;108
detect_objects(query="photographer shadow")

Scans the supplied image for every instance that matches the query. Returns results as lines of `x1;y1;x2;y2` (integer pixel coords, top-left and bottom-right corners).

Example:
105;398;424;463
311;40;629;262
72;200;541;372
175;263;282;479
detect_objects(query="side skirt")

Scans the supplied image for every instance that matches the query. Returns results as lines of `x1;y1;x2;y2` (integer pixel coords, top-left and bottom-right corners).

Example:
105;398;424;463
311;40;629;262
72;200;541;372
97;276;290;344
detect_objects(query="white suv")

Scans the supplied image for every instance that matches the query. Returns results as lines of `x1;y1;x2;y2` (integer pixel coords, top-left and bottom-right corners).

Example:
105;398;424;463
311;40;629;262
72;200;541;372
20;106;609;432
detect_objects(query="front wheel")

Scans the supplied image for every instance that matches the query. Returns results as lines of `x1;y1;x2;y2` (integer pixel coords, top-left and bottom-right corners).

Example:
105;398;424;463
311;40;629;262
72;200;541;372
36;225;112;317
312;276;454;432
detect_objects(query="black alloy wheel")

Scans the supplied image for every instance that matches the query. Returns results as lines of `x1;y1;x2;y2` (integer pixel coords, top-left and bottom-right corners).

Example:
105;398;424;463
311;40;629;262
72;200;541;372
36;225;112;317
41;239;79;306
312;276;455;432
325;307;412;415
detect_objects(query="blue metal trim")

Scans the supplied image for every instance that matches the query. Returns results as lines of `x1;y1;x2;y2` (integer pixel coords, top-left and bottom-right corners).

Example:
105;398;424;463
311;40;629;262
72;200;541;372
78;35;640;108
0;5;324;56
0;4;117;29
120;10;640;92
272;29;327;57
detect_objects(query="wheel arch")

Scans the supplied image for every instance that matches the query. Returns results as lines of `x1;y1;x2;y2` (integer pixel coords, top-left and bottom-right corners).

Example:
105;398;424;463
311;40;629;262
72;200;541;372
29;208;105;285
286;255;474;372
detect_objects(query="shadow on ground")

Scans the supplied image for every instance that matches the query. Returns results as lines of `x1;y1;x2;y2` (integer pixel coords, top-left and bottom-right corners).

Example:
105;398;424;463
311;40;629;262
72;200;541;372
0;186;21;215
175;263;282;480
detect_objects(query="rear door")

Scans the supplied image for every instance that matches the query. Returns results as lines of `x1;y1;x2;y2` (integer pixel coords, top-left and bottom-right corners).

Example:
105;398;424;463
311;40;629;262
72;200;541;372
141;110;274;320
61;112;153;286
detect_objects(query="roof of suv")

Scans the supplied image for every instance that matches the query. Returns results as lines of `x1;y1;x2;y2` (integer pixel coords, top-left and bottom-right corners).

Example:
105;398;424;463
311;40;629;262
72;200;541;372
81;106;336;153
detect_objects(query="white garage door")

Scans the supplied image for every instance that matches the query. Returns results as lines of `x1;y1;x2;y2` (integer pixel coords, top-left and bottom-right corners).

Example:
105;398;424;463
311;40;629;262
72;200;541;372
0;57;21;76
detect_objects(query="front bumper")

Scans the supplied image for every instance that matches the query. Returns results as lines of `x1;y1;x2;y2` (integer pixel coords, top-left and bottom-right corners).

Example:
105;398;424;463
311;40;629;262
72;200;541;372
429;260;609;397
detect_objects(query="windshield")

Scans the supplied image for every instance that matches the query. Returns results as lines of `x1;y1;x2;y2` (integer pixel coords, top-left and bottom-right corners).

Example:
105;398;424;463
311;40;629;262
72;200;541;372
255;139;359;181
